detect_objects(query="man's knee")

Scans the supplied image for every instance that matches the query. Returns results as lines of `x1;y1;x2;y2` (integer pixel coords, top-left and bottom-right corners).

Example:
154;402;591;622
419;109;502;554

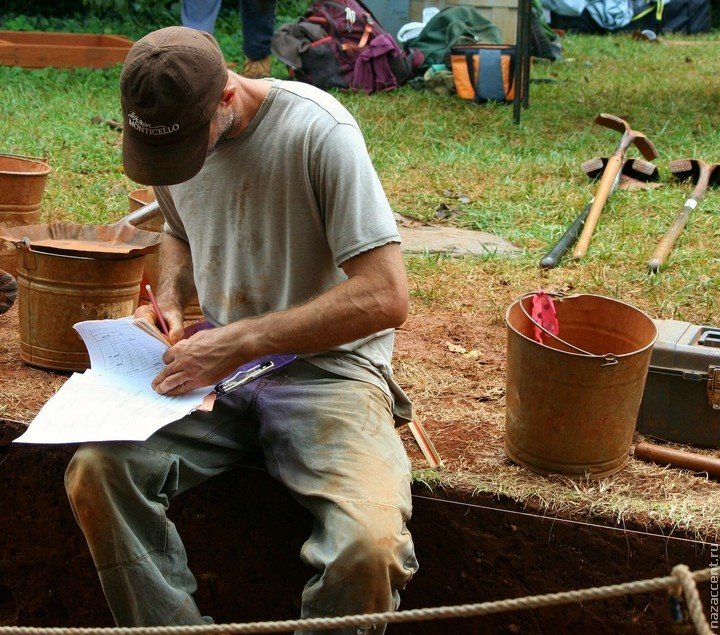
334;503;417;588
65;444;139;522
66;445;109;494
66;445;112;514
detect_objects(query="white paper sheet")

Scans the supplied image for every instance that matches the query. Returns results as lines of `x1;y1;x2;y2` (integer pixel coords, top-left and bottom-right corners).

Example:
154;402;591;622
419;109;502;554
75;317;169;376
14;317;213;444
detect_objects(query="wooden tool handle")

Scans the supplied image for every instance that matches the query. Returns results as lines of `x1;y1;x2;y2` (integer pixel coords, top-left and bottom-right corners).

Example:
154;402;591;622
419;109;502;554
635;441;720;480
647;202;694;273
573;154;623;259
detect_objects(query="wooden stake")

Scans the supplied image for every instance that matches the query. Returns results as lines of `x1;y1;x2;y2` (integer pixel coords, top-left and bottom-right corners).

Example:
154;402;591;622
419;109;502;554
407;417;443;468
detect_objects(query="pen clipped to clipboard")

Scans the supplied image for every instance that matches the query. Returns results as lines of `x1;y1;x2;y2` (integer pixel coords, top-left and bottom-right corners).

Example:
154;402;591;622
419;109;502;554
182;320;296;404
196;353;295;412
215;354;296;395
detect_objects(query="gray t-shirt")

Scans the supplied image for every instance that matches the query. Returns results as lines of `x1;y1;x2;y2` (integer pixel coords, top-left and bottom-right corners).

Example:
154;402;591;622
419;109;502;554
154;79;412;424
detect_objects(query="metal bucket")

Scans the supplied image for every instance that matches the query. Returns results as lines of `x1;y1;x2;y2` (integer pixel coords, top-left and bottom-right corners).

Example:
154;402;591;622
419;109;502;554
0;154;50;277
128;188;203;321
505;293;658;478
17;248;145;371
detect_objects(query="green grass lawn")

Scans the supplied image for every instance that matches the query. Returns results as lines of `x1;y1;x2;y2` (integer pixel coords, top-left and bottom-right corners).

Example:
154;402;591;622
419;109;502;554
1;11;720;536
1;13;718;325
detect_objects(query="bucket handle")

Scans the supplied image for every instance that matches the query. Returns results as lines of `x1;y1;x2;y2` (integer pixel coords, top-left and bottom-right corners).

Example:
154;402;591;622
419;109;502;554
8;237;40;271
5;236;30;251
8;237;31;250
518;292;618;366
0;152;49;165
118;200;160;228
14;238;38;271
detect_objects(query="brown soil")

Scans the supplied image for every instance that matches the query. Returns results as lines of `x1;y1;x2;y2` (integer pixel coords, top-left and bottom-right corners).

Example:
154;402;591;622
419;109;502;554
1;292;718;632
2;286;720;541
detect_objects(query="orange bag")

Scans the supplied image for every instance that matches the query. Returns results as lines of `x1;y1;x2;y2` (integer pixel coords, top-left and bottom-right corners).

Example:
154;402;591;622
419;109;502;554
450;44;516;102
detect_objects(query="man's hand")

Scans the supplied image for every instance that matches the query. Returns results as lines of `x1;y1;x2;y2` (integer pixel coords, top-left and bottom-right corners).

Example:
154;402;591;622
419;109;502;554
147;242;408;397
151;325;250;396
133;302;185;344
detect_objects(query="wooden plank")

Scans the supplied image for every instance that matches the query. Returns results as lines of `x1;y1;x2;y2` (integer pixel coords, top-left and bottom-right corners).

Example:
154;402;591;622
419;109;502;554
0;30;133;68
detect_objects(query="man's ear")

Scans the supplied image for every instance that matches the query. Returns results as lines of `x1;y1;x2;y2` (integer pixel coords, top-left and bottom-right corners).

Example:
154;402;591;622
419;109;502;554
220;81;236;107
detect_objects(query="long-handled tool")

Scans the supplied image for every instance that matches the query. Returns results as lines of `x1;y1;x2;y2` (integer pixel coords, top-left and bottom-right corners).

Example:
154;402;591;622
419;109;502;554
540;157;658;268
634;441;720;480
647;158;720;273
572;114;659;259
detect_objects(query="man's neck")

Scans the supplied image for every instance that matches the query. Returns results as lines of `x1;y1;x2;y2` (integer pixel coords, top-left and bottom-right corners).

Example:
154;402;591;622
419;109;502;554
227;72;272;140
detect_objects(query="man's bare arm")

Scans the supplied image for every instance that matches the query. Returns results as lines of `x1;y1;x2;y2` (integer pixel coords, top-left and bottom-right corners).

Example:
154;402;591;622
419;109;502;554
135;232;197;342
152;242;408;395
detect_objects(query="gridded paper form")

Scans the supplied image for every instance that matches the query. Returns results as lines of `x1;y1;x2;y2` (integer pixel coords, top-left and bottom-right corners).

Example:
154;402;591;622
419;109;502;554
14;317;213;444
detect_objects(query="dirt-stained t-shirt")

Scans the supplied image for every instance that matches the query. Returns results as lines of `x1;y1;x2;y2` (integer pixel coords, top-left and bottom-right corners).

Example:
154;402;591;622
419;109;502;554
154;79;412;424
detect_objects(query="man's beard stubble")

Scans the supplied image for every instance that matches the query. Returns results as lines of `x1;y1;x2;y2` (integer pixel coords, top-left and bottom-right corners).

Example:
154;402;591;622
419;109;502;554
207;108;236;156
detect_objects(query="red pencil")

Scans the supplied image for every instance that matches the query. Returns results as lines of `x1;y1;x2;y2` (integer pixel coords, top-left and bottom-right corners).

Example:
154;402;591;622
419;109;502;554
145;284;169;336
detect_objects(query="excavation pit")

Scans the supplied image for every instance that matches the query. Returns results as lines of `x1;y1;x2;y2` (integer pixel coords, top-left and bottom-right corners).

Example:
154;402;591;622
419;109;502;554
0;419;715;634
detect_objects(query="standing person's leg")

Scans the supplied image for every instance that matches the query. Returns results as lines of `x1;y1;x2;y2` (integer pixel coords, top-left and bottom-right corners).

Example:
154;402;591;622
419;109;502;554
256;361;419;635
239;0;276;77
65;395;258;626
181;0;223;33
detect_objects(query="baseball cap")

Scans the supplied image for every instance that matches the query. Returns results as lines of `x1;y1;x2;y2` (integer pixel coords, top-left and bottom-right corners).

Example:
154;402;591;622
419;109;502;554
121;27;228;186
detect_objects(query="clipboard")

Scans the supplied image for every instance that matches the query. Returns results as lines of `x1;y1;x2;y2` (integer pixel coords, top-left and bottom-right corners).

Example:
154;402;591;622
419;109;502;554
183;321;296;395
214;354;297;395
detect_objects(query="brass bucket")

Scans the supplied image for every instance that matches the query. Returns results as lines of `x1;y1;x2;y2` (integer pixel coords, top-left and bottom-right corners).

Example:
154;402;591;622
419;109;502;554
128;188;203;321
17;248;145;371
0;154;50;277
505;293;657;478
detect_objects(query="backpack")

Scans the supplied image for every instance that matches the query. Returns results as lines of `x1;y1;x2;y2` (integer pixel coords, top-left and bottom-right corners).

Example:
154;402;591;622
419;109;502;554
402;6;503;73
271;0;423;94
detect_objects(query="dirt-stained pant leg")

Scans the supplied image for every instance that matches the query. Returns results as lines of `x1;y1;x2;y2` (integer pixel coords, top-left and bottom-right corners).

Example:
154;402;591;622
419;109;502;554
256;361;419;635
65;360;417;632
64;395;257;626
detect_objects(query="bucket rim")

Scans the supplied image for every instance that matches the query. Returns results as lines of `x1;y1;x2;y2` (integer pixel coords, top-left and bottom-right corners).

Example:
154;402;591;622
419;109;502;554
0;154;50;177
128;188;156;202
19;246;147;262
505;292;658;360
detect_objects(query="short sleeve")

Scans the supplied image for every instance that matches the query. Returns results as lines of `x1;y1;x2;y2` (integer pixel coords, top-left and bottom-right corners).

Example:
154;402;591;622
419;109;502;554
153;185;189;242
313;123;400;266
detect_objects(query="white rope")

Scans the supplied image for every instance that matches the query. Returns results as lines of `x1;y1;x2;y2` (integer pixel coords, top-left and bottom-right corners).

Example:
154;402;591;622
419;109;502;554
670;565;713;635
0;567;713;635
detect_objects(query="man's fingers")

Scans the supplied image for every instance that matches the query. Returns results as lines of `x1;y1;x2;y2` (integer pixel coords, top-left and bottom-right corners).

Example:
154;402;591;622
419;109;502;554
134;304;155;321
168;327;185;345
154;374;185;394
165;313;185;344
152;363;186;394
162;380;199;396
156;374;203;396
153;356;205;395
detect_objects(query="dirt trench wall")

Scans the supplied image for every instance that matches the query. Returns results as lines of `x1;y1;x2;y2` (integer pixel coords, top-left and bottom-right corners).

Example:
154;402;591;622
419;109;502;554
0;420;715;634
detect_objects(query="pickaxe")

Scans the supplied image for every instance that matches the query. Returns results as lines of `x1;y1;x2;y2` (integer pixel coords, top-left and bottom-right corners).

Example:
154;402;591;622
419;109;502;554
540;157;658;268
647;158;720;273
572;114;659;259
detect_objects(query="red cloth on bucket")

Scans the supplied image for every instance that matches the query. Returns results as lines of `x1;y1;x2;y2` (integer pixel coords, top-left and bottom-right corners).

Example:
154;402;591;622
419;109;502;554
531;291;559;344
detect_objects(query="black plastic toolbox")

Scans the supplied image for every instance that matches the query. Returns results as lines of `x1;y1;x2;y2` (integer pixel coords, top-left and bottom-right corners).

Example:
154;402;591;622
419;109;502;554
636;319;720;447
